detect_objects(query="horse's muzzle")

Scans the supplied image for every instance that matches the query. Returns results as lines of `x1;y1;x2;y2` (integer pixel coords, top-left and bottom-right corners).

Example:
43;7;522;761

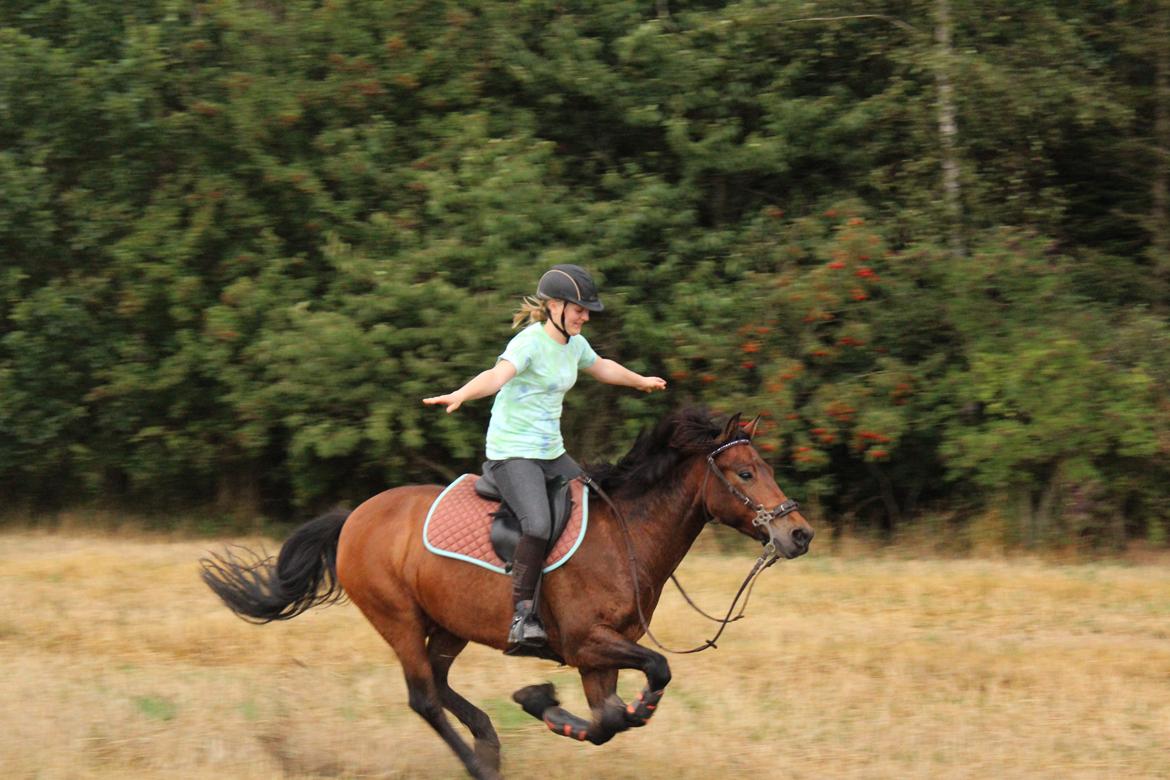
790;525;814;555
767;520;814;559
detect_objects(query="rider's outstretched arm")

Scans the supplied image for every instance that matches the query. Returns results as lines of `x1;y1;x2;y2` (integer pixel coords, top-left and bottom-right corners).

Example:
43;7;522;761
422;360;518;413
584;358;666;394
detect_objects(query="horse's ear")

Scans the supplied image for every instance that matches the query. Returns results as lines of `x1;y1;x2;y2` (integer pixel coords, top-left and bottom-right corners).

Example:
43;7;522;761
721;413;743;441
743;414;763;440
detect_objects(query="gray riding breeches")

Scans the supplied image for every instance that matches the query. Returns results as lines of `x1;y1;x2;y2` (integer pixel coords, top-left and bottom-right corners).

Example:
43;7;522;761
484;453;583;540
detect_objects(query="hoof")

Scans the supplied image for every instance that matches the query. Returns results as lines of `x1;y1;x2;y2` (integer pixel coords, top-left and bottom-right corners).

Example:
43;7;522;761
513;682;559;720
473;738;501;773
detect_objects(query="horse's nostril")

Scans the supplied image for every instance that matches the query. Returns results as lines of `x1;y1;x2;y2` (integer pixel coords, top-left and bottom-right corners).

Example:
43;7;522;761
792;527;813;547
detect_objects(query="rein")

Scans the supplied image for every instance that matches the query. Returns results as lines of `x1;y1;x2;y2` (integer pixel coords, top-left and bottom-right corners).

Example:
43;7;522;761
580;439;797;655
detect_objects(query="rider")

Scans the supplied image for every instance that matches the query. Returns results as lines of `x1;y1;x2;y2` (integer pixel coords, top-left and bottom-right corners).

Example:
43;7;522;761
423;264;666;649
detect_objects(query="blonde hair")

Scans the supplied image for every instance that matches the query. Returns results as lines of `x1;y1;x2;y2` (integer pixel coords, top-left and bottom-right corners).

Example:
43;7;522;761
512;295;549;329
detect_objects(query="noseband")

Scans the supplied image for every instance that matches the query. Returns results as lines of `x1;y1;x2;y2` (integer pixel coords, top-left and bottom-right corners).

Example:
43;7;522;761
704;439;800;558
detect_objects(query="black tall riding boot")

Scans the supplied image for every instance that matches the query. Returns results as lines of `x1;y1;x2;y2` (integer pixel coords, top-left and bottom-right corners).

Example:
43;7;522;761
508;534;548;647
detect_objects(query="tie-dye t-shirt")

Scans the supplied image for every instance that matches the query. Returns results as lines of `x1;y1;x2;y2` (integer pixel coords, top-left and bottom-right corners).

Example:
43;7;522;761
485;322;599;460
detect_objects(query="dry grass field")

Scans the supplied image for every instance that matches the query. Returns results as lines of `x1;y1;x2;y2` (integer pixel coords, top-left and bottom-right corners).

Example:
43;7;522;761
1;526;1168;779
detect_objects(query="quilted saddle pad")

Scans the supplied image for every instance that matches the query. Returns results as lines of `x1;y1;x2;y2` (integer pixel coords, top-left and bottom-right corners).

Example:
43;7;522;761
423;474;589;575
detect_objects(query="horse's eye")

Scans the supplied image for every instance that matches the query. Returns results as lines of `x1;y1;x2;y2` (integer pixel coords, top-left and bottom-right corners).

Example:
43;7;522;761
737;470;753;481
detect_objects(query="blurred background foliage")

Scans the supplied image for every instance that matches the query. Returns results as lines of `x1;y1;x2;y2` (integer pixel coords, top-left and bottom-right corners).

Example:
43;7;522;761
2;0;1169;548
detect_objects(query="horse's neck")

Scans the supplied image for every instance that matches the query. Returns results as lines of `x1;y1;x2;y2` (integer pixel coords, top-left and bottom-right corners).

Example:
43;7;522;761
613;459;709;585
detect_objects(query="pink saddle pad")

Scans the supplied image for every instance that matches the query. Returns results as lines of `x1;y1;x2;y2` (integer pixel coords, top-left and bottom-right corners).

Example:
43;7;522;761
423;474;589;574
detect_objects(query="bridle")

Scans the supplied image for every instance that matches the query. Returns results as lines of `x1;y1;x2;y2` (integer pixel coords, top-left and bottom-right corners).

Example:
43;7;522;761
702;438;800;561
582;436;802;655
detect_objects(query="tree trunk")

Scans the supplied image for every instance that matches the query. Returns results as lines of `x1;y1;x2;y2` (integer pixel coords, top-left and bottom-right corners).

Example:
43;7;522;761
216;464;262;517
1015;487;1035;547
867;461;903;536
1152;0;1170;276
1034;465;1063;547
935;0;965;258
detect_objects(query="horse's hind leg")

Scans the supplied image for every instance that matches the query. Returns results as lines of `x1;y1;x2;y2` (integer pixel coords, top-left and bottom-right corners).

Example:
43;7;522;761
358;605;499;780
403;668;499;780
429;630;501;773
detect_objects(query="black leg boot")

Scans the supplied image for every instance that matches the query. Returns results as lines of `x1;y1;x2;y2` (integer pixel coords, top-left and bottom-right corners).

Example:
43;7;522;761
507;534;548;648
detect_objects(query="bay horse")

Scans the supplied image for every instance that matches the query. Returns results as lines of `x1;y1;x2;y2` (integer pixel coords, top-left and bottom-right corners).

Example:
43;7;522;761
201;407;813;779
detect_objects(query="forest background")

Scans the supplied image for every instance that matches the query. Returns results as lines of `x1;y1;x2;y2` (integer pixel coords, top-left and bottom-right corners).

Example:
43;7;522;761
3;0;1169;551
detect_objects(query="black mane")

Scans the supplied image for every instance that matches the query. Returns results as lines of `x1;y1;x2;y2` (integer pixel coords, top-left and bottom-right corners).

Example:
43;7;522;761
586;406;747;496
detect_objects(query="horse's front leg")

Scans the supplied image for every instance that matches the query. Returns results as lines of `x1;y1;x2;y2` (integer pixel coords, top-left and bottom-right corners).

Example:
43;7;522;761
513;627;671;745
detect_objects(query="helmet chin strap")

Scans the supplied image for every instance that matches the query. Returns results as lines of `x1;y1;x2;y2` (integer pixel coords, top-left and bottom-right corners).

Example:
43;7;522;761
549;303;571;343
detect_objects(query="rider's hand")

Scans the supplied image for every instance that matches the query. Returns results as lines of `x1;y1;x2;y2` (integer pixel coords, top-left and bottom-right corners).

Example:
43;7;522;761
422;394;463;413
639;376;667;393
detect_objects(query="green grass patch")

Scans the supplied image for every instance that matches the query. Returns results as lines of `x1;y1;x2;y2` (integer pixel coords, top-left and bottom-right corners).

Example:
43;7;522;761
132;695;177;722
481;697;533;732
237;700;260;722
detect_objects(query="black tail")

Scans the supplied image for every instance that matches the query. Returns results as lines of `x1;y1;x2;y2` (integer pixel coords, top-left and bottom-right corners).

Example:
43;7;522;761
201;508;350;623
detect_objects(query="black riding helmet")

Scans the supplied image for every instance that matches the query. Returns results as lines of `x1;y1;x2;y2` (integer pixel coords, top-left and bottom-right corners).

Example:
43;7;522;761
535;264;603;343
536;264;604;312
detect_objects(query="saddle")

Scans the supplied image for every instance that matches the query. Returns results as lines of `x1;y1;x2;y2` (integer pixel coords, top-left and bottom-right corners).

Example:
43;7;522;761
422;472;588;575
474;463;574;567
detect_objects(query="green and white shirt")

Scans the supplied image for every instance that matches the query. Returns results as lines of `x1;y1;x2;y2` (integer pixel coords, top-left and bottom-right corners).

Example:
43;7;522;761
486;322;599;460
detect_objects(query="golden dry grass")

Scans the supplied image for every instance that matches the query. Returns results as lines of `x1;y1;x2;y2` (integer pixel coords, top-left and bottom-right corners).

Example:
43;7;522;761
1;528;1168;779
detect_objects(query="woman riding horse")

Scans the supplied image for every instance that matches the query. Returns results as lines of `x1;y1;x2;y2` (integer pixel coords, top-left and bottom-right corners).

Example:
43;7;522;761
423;264;666;650
202;406;813;779
201;267;814;778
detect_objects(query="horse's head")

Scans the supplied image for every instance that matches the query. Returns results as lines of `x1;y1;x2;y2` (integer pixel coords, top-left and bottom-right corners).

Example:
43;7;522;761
701;415;814;559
